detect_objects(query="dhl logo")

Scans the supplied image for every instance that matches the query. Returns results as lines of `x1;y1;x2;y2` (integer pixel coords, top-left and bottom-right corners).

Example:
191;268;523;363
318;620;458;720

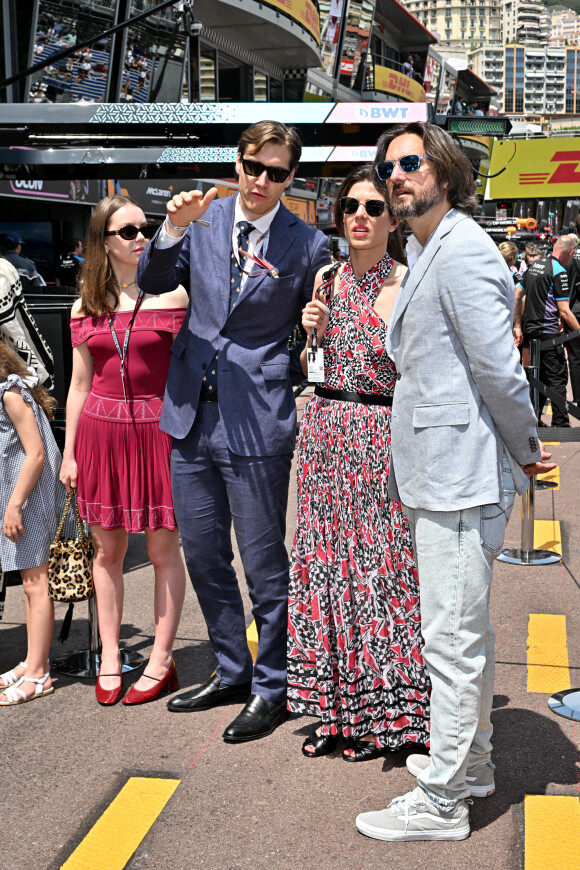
519;151;580;186
383;72;414;99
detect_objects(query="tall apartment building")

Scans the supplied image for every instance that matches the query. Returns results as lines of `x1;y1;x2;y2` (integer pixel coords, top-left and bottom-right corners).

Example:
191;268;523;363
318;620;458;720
469;44;505;103
470;44;580;116
503;0;547;44
402;0;501;49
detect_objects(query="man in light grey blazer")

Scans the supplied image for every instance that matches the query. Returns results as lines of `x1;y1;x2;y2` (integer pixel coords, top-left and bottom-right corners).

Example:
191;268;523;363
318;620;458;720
356;122;555;842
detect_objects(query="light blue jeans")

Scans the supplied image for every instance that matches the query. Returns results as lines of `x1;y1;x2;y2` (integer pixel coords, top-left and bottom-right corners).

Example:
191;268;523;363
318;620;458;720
403;454;515;810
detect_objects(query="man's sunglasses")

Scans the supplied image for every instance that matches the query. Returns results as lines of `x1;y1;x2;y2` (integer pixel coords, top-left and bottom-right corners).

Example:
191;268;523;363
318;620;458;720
339;196;386;217
375;153;433;181
104;223;157;241
241;158;292;184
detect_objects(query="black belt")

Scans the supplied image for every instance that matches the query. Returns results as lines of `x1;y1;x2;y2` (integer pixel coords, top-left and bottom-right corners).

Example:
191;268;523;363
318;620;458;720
199;390;218;403
314;386;392;407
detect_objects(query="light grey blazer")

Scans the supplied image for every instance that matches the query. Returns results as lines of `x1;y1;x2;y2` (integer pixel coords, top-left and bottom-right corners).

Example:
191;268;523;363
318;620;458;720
386;209;540;511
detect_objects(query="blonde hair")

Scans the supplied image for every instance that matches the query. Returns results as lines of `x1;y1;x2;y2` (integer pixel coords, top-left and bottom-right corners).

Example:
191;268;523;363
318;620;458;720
498;241;518;267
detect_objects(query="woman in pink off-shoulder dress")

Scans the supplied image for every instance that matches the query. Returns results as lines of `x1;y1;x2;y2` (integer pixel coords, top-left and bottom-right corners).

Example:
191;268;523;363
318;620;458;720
60;195;188;707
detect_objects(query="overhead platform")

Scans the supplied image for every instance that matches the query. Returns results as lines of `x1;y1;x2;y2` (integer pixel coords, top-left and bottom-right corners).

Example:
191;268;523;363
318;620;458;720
0;101;427;180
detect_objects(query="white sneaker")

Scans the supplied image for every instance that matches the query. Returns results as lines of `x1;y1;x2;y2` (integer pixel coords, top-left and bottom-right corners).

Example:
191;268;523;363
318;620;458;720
406;753;496;798
356;786;470;842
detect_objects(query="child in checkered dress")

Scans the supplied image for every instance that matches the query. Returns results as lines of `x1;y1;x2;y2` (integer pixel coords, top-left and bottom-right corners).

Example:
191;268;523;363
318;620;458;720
0;341;64;705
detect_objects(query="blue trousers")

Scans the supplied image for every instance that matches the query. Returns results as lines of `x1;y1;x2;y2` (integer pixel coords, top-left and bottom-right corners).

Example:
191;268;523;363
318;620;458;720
170;402;292;703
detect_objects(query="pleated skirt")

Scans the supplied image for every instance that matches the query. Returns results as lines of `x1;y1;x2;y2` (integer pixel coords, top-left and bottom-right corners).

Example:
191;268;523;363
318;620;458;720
75;409;176;532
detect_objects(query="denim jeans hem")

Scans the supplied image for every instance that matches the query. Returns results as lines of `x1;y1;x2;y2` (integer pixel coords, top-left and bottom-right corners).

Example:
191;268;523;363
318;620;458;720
418;780;469;811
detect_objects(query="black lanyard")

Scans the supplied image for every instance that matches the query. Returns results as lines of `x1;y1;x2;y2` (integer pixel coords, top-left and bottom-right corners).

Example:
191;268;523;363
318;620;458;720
106;289;144;402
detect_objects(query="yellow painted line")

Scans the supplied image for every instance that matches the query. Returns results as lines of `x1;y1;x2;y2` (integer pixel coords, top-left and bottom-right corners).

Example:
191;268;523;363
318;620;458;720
527;614;571;693
525;795;580;869
534;519;562;554
62;777;179;870
542;441;560;446
536;465;560;487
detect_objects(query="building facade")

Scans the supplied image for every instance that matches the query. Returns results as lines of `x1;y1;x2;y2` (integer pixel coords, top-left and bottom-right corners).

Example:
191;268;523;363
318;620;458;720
548;6;580;47
469;44;505;105
402;0;501;50
502;0;548;45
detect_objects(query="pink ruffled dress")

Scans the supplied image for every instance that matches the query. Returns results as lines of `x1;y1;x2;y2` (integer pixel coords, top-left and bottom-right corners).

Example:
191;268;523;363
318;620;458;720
70;307;187;532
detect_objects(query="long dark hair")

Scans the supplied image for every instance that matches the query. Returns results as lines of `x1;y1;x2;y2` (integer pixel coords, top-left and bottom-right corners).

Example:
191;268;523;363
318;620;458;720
334;164;406;264
78;194;139;317
0;340;56;420
374;122;479;216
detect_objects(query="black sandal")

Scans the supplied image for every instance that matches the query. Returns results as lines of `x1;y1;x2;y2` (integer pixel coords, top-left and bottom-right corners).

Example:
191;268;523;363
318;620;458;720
342;739;386;763
301;728;339;758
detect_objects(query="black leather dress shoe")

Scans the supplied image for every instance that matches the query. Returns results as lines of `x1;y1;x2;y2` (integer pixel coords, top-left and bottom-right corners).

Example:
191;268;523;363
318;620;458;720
222;694;288;743
166;674;251;713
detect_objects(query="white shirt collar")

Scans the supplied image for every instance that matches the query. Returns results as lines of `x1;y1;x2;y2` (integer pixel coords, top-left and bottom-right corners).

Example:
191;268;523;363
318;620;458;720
405;234;423;271
234;195;280;235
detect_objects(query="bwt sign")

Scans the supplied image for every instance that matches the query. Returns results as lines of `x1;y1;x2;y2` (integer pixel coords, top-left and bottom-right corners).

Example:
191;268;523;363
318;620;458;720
327;103;427;124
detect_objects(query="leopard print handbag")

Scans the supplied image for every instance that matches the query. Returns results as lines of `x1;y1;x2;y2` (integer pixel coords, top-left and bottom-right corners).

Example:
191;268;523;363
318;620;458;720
48;488;94;604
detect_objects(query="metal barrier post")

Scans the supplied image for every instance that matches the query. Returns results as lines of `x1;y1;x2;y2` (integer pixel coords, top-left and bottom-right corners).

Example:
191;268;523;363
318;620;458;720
529;336;558;491
52;595;144;678
548;688;580;720
498;340;561;566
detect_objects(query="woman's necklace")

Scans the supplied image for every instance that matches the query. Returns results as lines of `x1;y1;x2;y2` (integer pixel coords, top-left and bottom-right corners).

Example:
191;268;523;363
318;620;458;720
117;279;138;289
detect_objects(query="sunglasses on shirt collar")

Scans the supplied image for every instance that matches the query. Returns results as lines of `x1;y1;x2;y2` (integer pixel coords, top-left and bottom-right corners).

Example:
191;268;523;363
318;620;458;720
375;153;433;181
104;223;157;241
240;158;292;184
339;196;387;217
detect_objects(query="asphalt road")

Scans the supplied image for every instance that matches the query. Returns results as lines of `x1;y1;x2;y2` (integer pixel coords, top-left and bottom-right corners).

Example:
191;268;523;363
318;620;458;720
1;400;579;870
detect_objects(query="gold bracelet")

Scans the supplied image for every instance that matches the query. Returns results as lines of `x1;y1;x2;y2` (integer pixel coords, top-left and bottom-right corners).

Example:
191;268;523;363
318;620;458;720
165;214;189;233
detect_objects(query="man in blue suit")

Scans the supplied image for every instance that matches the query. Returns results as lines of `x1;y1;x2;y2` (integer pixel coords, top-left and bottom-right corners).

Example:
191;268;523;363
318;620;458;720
137;121;330;741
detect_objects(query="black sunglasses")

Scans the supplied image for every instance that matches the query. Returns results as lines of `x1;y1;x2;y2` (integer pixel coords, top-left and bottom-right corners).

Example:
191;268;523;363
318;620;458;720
375;153;433;181
339;196;387;218
241;158;292;184
104;223;157;241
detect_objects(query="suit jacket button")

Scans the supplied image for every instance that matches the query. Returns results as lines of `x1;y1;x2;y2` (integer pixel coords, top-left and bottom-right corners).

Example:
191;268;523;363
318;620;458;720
529;437;539;452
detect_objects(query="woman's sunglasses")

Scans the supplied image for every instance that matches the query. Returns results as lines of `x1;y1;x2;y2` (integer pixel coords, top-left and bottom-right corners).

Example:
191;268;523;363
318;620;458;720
104;223;157;241
375;153;433;181
339;196;386;217
241;158;292;184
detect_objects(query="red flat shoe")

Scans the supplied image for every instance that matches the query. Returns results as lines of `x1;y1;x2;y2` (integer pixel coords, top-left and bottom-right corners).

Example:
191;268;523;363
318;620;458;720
122;660;179;706
95;672;123;706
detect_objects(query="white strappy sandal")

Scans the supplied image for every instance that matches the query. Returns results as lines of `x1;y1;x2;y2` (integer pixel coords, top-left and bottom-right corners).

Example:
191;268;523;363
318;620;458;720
0;662;27;688
0;673;54;706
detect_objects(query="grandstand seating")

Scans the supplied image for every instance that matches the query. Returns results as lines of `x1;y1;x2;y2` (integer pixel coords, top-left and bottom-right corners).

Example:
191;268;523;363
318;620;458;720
32;37;154;103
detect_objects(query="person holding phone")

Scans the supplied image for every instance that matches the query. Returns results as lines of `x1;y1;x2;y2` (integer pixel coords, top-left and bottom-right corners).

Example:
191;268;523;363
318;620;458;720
288;164;430;761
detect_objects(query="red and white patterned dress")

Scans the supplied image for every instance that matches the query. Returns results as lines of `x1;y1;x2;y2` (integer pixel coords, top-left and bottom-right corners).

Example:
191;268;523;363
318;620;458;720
287;255;431;749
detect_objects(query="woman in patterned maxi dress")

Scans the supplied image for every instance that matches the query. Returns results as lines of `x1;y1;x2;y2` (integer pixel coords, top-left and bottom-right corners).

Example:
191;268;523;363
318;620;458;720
287;165;431;760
